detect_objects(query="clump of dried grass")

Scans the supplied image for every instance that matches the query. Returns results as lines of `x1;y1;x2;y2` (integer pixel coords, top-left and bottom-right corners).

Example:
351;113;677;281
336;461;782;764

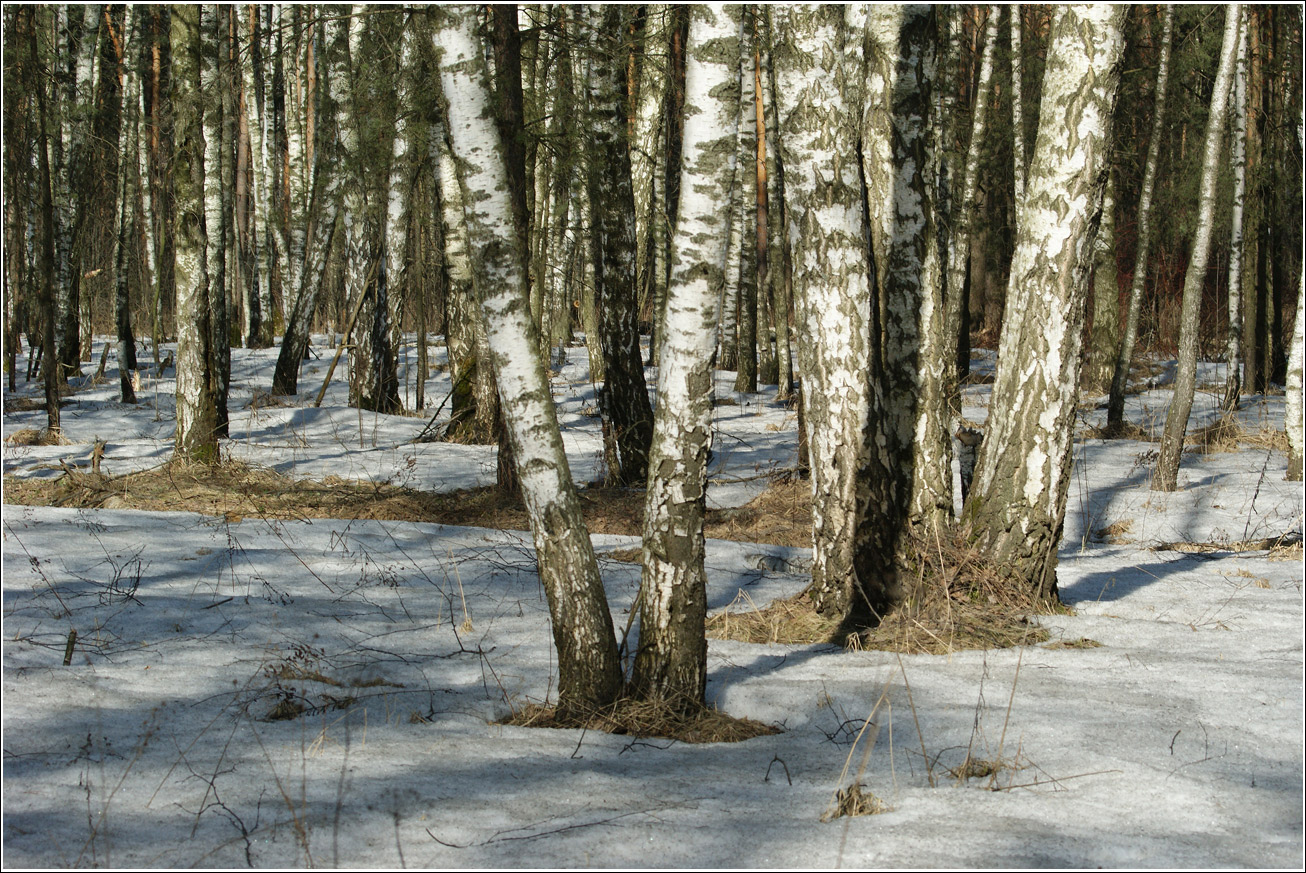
707;590;842;645
1089;420;1153;441
709;526;1055;654
1093;519;1135;544
703;475;811;548
501;697;780;744
819;783;890;822
5;427;68;446
1188;414;1290;454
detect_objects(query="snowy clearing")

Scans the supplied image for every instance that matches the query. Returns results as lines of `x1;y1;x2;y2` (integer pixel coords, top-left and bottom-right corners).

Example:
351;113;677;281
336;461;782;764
3;337;1302;868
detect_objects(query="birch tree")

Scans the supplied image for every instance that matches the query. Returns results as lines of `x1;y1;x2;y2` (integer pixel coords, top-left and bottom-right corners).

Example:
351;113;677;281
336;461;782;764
1288;13;1304;483
1222;9;1250;414
433;5;621;718
1106;5;1173;434
944;6;999;387
273;14;344;398
962;4;1126;601
174;6;219;462
1154;5;1241;493
859;6;953;546
583;4;654;486
775;6;892;624
631;3;742;707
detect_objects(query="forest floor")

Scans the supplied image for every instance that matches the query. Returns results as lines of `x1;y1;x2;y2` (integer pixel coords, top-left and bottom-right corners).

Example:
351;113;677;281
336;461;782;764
2;335;1302;867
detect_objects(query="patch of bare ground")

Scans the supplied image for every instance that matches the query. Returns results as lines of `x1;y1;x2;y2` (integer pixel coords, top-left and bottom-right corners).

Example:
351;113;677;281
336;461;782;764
500;697;780;743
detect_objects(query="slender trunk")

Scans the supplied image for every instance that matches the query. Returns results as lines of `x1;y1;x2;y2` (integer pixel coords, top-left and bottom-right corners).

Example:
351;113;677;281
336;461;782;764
174;6;218;463
1084;174;1119;393
1106;5;1173;433
31;9;61;435
1222;9;1249;414
944;6;999;389
1154;5;1241;493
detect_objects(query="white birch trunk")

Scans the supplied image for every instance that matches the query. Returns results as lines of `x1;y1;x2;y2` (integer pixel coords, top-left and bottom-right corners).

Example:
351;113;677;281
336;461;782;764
1222;10;1249;413
434;6;621;718
1106;5;1173;431
1011;6;1026;210
861;7;954;541
963;4;1126;600
943;6;999;386
632;3;742;706
776;6;883;622
1154;5;1242;492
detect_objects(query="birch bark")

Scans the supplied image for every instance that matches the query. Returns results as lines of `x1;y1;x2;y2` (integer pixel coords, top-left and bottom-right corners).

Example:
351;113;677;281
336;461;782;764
1106;5;1173;433
962;4;1125;600
1222;10;1250;414
631;3;742;706
434;6;621;717
583;4;654;486
1154;5;1241;493
775;6;889;623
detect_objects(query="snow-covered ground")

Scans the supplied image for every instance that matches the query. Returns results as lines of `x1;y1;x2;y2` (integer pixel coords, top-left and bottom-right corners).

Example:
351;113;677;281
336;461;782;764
3;336;1302;867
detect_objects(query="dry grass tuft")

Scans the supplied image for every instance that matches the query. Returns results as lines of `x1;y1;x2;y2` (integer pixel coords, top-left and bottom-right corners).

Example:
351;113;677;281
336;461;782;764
703;476;811;548
501;697;780;744
707;590;842;645
1157;532;1302;556
1090;420;1153;441
819;783;891;822
1188;415;1290;454
1043;637;1103;650
5;427;68;446
1094;519;1135;544
949;757;1012;781
709;526;1056;654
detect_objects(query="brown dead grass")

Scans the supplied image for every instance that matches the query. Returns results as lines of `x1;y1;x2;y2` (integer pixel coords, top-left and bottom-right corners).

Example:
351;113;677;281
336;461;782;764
1;462;812;547
5;427;69;446
820;783;891;821
1090;420;1153;441
708;526;1056;654
6;462;1054;656
501;697;780;744
1188;415;1290;454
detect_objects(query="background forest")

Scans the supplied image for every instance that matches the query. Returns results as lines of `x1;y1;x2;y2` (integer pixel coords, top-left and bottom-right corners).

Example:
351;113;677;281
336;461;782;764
3;3;1304;719
2;7;1303;866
